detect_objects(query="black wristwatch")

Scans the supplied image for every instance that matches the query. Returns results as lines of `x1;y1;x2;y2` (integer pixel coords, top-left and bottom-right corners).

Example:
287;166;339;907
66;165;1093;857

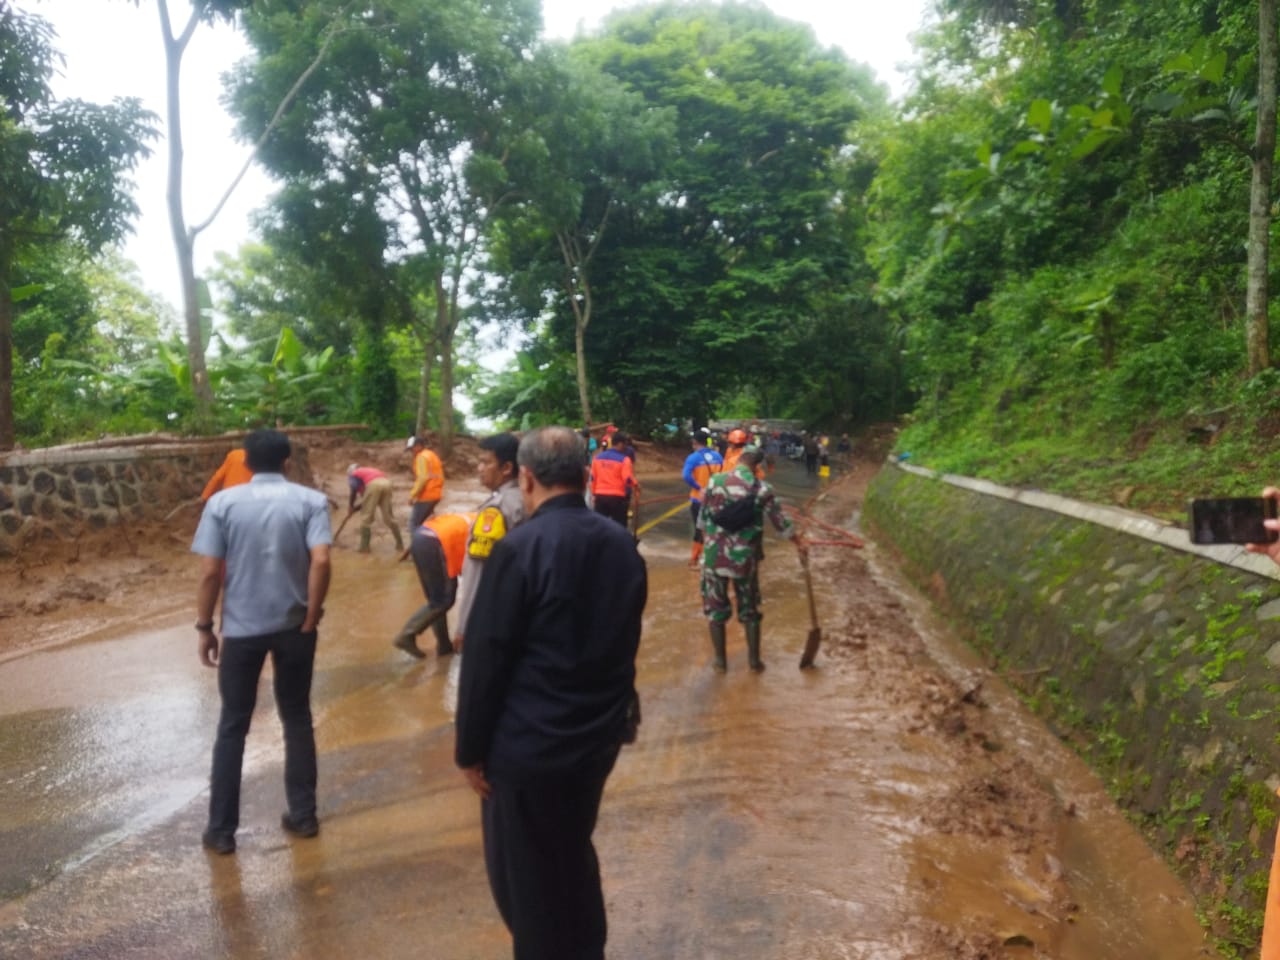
195;621;215;632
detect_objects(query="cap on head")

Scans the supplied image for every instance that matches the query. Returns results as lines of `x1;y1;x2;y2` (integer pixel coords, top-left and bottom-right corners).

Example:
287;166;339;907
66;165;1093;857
347;463;359;476
406;435;420;450
727;428;748;445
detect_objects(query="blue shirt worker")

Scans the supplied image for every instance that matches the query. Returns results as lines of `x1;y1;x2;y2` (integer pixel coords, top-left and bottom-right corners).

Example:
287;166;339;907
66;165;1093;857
456;426;647;960
192;429;332;855
681;435;724;569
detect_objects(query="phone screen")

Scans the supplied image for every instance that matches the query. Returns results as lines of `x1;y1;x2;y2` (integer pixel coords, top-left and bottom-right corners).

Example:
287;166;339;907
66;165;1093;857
1189;497;1279;545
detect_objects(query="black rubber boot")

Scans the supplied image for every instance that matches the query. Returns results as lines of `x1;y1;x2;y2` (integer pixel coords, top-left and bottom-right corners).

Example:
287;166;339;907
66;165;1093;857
709;621;727;673
431;618;454;656
745;620;765;672
358;527;372;553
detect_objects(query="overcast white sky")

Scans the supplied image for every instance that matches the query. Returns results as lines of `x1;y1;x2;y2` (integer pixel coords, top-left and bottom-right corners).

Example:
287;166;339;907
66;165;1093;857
30;0;927;314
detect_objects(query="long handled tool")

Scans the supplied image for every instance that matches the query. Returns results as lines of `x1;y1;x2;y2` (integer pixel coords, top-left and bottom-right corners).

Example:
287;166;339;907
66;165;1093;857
333;508;356;544
798;547;822;669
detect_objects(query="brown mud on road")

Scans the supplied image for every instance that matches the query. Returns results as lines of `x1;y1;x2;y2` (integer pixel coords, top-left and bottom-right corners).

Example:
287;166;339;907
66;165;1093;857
0;437;1217;959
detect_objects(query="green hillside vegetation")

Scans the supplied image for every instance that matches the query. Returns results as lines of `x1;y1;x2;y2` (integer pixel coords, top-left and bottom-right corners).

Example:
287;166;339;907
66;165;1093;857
881;1;1280;519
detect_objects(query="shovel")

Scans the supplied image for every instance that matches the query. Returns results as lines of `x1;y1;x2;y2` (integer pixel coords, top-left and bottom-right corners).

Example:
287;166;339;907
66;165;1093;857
798;547;822;669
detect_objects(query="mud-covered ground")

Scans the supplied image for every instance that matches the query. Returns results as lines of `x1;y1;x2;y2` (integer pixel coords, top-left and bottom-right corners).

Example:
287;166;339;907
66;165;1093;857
0;432;1214;958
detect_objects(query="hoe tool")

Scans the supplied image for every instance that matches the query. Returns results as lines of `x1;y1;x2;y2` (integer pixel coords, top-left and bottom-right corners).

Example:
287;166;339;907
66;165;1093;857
333;508;356;544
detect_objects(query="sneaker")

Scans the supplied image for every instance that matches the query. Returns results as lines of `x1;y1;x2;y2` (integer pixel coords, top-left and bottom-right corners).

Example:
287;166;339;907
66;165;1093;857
393;634;426;659
281;812;320;838
202;830;236;855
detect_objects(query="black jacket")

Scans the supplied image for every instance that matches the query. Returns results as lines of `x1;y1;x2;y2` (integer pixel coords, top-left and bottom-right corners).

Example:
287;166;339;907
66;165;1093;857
455;493;647;781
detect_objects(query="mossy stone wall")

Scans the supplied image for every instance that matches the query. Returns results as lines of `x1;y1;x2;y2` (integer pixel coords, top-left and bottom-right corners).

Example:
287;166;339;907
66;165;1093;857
0;442;313;559
864;462;1280;949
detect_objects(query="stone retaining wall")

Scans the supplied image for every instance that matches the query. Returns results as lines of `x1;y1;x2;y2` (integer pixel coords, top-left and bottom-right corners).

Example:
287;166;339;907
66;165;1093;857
0;443;312;558
864;460;1280;947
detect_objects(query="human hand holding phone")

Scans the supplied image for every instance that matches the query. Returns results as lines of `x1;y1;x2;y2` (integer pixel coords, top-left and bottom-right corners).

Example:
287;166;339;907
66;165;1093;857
1191;495;1278;546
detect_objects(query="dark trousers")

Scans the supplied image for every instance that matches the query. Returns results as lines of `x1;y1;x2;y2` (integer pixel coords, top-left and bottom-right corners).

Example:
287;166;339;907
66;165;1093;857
689;500;703;543
208;627;318;837
593;495;629;528
400;535;458;647
482;748;620;960
411;534;456;609
410;499;439;532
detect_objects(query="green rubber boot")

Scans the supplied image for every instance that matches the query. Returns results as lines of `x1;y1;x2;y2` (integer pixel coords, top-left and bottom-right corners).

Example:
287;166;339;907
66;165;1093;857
709;621;727;673
745;620;765;672
358;527;372;554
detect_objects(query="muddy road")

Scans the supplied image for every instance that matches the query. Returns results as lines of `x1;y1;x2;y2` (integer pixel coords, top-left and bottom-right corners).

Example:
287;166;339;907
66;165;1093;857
0;451;1216;959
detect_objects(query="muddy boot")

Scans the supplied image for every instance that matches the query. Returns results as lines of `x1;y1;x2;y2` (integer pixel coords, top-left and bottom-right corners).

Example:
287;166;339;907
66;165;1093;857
431;618;454;657
393;528;405;552
745;620;765;672
358;527;372;554
709;621;727;673
393;632;425;659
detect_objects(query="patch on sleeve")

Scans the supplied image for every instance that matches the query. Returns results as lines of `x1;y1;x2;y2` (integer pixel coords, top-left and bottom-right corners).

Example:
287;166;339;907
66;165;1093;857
467;506;508;558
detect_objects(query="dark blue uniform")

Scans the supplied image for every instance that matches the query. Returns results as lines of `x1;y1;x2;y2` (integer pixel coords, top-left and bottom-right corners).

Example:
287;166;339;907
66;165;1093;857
456;492;647;960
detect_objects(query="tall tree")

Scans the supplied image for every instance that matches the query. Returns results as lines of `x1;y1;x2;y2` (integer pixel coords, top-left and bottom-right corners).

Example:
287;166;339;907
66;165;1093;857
151;0;344;428
230;0;540;453
0;7;154;450
571;1;882;424
490;47;674;426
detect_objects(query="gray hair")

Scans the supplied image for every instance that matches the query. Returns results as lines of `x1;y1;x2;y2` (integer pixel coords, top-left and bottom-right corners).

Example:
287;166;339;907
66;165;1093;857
518;426;587;490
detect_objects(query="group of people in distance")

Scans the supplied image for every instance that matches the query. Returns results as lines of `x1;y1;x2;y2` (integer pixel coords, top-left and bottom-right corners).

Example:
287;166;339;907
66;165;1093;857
188;417;820;959
190;426;643;960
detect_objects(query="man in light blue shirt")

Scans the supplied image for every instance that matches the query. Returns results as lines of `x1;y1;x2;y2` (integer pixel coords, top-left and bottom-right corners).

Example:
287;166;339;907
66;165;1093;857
192;429;332;855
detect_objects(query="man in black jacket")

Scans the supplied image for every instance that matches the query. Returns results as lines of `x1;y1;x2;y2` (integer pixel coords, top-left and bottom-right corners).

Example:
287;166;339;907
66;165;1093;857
455;425;647;960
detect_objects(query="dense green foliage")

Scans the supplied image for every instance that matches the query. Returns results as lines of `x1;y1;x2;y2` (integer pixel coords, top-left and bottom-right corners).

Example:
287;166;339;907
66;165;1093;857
879;1;1280;519
9;0;1280;529
1;5;155;449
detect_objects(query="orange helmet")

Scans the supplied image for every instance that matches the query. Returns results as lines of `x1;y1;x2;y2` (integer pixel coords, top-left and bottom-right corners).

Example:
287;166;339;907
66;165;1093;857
727;429;748;445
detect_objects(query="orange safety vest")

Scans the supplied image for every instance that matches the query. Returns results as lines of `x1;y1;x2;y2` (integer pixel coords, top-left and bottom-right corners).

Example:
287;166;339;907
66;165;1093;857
421;512;474;578
411;448;445;502
590;450;636;498
721;447;764;480
201;449;253;501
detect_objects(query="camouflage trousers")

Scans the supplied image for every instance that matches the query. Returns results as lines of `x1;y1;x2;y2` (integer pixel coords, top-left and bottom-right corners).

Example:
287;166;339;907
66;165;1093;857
700;566;762;624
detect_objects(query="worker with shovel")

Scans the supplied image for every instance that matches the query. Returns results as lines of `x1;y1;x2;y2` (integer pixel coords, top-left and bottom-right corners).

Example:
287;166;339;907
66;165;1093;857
698;445;803;672
346;464;404;554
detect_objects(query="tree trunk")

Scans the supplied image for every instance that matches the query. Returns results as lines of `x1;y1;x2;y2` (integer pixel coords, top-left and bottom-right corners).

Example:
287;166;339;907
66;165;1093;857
416;335;434;438
558;231;595;428
574;311;591;429
1247;0;1278;375
160;2;215;425
0;280;13;450
438;272;459;457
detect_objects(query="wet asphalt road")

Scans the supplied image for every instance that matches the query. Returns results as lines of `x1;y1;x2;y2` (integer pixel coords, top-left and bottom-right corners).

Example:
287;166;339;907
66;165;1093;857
0;461;1215;959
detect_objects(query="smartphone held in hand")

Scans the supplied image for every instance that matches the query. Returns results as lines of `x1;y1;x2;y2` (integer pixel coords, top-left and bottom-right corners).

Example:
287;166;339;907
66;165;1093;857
1188;497;1279;545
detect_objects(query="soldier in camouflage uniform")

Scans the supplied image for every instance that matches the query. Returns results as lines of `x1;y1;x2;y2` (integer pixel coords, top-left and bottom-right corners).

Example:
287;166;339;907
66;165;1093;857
698;446;802;672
